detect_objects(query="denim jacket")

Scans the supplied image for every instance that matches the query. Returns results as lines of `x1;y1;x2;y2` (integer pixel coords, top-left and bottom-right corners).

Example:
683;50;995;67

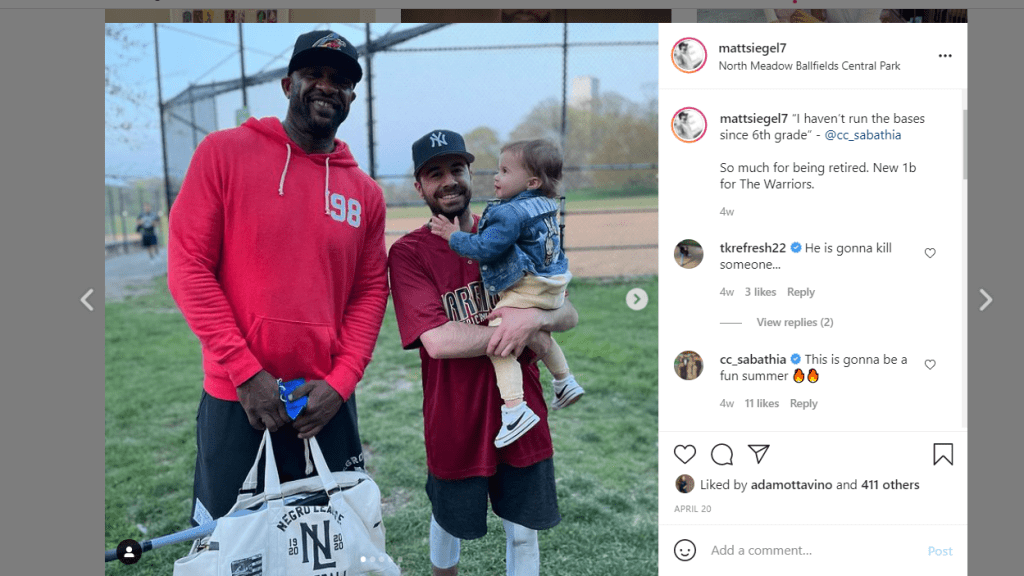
449;189;568;296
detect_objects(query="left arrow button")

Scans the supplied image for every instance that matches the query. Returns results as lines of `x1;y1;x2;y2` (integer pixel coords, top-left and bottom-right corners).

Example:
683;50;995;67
81;289;94;311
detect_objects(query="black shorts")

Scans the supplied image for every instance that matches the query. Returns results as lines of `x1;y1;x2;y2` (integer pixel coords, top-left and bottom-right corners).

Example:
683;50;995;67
425;459;561;540
141;229;157;246
190;391;364;526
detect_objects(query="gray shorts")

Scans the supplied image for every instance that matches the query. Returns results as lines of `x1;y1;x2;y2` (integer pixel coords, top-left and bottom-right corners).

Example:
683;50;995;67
425;458;561;540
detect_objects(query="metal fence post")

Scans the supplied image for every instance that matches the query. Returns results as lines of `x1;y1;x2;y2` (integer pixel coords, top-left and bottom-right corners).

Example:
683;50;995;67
118;188;130;254
154;24;174;214
560;23;568;154
238;23;248;111
106;186;117;250
188;85;199;149
365;24;377;179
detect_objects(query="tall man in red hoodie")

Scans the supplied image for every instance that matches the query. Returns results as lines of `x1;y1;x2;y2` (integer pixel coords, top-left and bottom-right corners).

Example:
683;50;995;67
168;31;388;527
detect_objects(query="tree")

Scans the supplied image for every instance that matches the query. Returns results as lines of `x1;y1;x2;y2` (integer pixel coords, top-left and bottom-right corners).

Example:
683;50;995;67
105;24;153;146
509;91;656;192
462;126;502;176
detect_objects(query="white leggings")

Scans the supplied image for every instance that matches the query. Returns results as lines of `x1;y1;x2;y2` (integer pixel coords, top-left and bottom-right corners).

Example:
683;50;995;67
429;514;539;576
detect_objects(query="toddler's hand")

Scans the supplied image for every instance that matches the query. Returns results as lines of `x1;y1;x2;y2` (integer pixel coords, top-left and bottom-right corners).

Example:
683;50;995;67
429;214;459;241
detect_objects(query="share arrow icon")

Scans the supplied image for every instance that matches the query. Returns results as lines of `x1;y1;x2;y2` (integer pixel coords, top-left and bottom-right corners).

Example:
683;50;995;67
748;444;770;464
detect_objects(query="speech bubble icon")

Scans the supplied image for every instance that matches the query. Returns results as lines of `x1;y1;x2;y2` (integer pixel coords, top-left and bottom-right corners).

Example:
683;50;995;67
711;443;734;465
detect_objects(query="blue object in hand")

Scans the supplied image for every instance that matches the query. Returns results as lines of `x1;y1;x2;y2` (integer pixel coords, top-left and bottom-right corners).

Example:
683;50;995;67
278;378;308;420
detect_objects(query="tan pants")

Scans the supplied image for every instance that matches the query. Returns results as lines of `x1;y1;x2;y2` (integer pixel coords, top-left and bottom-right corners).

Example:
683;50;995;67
490;274;572;402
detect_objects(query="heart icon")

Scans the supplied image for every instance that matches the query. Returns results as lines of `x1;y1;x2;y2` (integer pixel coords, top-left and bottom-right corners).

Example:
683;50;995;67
925;359;936;370
924;248;936;258
674;445;696;464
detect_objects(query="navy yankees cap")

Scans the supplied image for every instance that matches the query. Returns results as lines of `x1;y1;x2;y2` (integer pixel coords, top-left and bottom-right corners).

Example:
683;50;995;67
412;130;476;177
288;30;363;84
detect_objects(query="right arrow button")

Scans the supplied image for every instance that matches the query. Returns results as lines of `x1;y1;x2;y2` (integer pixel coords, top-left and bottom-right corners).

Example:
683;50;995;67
979;288;992;312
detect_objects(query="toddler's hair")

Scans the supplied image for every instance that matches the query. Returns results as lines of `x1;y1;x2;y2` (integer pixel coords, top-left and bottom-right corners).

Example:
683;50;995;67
501;139;563;198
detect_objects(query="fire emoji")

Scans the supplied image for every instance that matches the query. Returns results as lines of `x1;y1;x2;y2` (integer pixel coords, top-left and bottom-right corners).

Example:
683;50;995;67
793;368;805;383
808;369;819;383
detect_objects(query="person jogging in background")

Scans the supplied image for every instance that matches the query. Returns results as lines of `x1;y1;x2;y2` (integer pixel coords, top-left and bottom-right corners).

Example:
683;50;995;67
136;202;161;259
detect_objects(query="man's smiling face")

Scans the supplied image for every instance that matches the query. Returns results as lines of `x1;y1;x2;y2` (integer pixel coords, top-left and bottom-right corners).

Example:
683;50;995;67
283;64;356;138
415;155;474;222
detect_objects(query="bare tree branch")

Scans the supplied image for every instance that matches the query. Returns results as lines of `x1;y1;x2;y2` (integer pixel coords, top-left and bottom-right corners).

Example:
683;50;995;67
105;24;154;146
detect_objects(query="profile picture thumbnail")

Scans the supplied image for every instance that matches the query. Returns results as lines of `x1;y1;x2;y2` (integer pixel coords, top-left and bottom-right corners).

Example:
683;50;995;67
675;474;696;493
675;351;704;381
672;108;706;143
672;38;706;72
674;240;704;269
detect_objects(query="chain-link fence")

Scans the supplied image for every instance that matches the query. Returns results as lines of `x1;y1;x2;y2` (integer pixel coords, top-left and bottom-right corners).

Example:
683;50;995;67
125;23;659;274
159;23;656;206
365;24;658;208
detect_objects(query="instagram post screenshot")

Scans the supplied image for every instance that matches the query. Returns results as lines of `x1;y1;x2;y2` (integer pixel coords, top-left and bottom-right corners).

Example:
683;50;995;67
104;11;661;575
660;9;967;575
19;4;997;576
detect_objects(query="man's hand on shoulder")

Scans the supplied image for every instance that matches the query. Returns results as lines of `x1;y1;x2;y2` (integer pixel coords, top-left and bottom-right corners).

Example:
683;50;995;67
237;370;290;432
290;380;343;439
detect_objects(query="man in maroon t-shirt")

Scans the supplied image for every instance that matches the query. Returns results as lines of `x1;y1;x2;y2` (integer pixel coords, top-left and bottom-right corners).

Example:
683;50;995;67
389;130;578;576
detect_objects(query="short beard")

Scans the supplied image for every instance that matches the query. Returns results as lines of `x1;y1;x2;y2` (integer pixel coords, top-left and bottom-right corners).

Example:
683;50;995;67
288;86;346;137
434;206;469;223
424;184;471;223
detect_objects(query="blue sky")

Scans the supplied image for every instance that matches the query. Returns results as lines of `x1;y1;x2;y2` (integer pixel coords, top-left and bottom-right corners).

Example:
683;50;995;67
105;23;657;181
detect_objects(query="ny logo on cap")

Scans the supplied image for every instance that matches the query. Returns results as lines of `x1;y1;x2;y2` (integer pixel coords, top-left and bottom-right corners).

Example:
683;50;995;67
430;132;448;148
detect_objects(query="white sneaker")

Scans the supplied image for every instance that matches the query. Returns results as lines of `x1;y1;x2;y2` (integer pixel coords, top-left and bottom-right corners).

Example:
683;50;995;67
495;403;540;448
551;375;585;410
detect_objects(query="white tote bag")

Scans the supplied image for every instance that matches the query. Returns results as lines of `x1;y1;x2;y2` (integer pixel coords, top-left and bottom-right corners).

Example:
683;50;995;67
174;430;401;576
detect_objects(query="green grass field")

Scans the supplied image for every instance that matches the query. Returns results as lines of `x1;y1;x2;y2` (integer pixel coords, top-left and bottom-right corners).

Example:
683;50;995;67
105;275;657;575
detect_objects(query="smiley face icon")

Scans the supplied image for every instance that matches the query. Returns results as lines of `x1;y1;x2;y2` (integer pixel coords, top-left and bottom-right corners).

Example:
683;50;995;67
673;539;696;561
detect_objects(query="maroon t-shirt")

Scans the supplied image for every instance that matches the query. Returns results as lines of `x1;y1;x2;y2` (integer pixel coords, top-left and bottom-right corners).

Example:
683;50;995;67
388;219;554;480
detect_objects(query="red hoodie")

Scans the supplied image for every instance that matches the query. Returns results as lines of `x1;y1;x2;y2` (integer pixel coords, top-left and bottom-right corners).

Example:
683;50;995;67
168;117;389;402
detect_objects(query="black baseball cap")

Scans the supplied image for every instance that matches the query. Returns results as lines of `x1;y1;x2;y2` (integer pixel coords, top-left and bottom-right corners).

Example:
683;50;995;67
412;130;476;177
288;30;363;84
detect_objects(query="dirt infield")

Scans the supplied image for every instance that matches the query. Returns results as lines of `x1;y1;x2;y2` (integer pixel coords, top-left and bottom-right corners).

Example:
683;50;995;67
386;209;658;278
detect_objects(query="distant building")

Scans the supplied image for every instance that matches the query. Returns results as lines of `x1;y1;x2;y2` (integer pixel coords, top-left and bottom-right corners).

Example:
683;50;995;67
570;76;599;110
